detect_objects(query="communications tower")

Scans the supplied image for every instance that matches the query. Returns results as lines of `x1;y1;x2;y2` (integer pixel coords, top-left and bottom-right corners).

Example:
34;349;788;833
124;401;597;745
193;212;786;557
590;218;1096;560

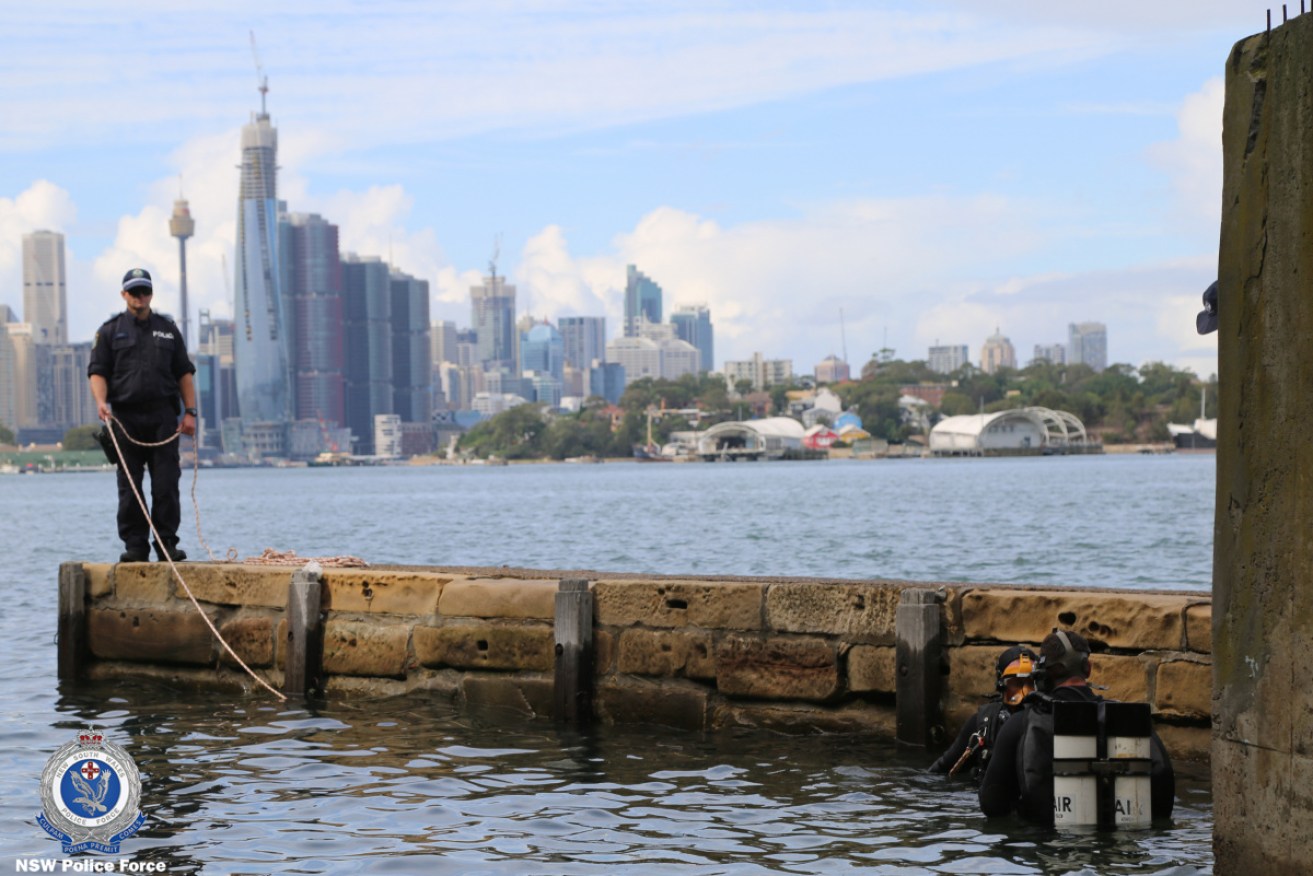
169;198;195;347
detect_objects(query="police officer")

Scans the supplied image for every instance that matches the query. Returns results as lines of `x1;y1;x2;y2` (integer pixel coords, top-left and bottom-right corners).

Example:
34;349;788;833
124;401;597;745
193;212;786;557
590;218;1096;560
87;268;197;562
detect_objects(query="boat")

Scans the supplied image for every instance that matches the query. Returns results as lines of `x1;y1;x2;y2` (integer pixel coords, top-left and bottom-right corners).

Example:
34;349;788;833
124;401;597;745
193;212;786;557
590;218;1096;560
564;455;602;464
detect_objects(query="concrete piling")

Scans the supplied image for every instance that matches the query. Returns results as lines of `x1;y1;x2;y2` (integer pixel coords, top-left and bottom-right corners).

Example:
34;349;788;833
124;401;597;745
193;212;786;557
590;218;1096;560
553;578;594;725
284;565;325;697
895;588;944;747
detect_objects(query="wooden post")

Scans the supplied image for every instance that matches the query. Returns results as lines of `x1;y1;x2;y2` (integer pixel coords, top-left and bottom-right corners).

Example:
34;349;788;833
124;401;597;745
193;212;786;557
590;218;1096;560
58;562;89;682
895;588;944;747
553;578;594;725
284;565;325;697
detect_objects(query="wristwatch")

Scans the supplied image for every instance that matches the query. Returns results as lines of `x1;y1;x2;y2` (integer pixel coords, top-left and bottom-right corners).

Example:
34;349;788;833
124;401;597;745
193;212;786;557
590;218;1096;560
184;408;198;417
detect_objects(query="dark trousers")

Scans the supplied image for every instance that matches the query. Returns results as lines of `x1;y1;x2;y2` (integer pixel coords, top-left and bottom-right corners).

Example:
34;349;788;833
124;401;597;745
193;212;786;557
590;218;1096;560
111;407;182;552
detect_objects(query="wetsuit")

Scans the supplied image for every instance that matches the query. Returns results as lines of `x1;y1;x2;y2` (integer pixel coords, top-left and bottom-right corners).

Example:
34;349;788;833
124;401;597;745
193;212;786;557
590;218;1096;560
930;699;1011;779
977;683;1175;823
88;311;195;557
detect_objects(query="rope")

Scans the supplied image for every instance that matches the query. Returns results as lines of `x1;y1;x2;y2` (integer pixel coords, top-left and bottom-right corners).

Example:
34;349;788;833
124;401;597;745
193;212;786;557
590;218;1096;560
241;548;368;568
105;414;286;702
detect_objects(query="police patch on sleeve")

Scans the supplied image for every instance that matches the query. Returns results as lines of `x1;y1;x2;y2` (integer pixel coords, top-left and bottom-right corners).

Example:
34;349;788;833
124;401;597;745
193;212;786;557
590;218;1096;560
37;729;145;854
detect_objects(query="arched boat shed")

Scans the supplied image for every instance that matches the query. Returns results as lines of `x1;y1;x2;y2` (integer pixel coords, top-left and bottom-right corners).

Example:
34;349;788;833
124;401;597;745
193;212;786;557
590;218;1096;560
929;407;1098;457
697;417;806;461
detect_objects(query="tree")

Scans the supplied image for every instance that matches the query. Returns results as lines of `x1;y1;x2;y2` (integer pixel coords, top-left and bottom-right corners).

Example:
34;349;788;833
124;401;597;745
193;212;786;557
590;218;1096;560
0;422;14;445
62;424;101;451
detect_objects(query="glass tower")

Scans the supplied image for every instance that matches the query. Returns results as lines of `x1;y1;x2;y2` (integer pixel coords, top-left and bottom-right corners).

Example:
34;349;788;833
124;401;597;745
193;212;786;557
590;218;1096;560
671;305;714;373
624;265;662;337
233;96;291;423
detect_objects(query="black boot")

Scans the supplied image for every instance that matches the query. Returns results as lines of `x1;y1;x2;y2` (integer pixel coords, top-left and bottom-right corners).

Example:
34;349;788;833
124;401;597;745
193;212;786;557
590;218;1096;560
120;543;149;563
154;540;187;562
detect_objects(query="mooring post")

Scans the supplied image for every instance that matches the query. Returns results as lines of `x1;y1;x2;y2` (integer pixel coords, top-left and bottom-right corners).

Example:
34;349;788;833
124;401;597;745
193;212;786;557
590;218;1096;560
57;562;89;682
553;578;594;725
284;564;325;697
895;588;944;747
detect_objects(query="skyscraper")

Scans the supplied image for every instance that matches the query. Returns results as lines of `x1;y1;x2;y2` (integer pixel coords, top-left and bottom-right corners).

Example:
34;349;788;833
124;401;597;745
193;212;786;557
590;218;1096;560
233;87;291;423
470;274;517;371
342;254;393;452
558;316;606;370
280;212;345;426
624;265;662;337
22;230;67;345
671;304;714;372
390;269;431;423
1068;322;1108;371
520;321;565;383
431;319;458;366
927;344;969;375
980;328;1016;374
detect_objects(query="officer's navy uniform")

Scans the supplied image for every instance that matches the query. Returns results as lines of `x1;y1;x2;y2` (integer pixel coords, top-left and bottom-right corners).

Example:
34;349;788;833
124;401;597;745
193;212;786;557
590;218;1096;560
87;309;195;559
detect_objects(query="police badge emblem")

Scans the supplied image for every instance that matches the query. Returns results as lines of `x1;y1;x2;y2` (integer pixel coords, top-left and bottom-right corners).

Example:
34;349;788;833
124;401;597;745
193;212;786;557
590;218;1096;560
37;730;145;854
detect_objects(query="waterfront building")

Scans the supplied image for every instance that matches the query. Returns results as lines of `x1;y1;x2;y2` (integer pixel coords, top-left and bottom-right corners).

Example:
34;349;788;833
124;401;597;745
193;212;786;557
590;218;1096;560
374;413;402;458
723;353;794;390
671;305;714;372
927;344;969;375
37;342;96;429
233;89;291;424
624;265;662;337
814;354;850;384
342;255;393;453
929;406;1094;456
1033;343;1067;366
698;417;805;461
980;329;1016;374
280;212;345;426
520;322;565;383
391;270;432;423
471;274;517;371
1068;321;1108;371
558;316;606;370
22;230;67;346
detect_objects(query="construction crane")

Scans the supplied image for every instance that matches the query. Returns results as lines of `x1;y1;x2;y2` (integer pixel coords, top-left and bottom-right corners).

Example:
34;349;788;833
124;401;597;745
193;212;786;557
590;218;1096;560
488;234;502;286
250;30;268;115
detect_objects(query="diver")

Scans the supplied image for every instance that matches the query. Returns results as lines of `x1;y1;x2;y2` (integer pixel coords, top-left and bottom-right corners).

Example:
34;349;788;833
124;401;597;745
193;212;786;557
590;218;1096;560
929;645;1037;781
977;629;1175;824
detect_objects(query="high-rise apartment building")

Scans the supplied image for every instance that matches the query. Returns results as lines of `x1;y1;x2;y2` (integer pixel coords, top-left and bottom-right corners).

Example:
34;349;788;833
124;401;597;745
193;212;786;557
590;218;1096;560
233;91;291;424
927;344;969;375
1032;343;1067;366
624;265;662;337
980;329;1016;374
342;255;393;452
280;212;345;426
814;354;850;384
723;353;793;390
470;275;517;371
558;316;606;370
390;269;431;423
1068;322;1108;371
22;230;67;346
671;305;714;373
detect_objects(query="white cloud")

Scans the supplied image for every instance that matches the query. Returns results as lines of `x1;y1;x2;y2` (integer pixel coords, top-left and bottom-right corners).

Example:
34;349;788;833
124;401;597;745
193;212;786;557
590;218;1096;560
0;181;78;308
1148;76;1225;230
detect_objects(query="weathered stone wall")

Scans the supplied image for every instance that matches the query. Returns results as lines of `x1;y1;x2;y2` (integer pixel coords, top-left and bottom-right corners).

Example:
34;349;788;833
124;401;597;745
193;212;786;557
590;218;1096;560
1214;14;1313;875
72;562;1212;760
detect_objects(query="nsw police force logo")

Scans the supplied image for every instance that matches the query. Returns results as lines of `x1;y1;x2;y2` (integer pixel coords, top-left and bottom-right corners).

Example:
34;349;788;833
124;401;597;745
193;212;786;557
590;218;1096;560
37;730;145;854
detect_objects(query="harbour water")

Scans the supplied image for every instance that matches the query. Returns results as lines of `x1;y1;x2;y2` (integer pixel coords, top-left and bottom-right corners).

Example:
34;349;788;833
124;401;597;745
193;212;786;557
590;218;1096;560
0;454;1214;873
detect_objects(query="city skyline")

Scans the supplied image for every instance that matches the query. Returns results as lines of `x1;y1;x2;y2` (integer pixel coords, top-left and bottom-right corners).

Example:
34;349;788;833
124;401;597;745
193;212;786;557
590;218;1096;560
0;1;1248;378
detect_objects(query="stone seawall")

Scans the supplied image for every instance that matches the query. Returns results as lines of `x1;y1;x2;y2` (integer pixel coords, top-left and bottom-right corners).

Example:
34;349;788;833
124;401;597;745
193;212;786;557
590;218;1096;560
63;562;1213;760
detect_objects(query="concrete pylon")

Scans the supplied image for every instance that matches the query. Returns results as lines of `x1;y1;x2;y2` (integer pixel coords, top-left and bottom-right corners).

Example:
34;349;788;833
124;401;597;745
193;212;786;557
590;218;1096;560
1213;13;1313;874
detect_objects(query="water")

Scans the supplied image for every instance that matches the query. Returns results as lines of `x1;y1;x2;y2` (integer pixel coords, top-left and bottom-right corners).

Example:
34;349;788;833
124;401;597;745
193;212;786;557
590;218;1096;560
0;454;1214;873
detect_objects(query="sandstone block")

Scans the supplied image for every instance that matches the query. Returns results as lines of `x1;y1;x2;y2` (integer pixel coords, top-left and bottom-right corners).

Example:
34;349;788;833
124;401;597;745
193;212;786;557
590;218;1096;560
437;577;557;619
594;630;615;675
414;622;554;671
1155;659;1212;720
324;570;445;616
847;645;896;694
84;563;113;599
712;701;896;737
766;582;903;642
960;589;1187;650
945;645;1019;702
114;564;176;605
616;629;715;679
462;676;554;718
218;616;275;668
1092;653;1150;703
88;607;215;665
322;620;410;678
596;678;708;730
1152;723;1210;763
594;579;763;630
174;564;290;608
1185;603;1212;654
715;635;838;701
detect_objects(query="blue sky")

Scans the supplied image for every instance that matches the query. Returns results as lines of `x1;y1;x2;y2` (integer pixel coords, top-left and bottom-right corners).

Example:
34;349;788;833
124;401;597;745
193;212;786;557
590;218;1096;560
0;1;1272;378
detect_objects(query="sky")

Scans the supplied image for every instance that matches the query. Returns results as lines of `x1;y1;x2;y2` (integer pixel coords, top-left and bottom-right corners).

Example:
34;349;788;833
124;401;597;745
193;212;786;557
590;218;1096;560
0;1;1276;380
